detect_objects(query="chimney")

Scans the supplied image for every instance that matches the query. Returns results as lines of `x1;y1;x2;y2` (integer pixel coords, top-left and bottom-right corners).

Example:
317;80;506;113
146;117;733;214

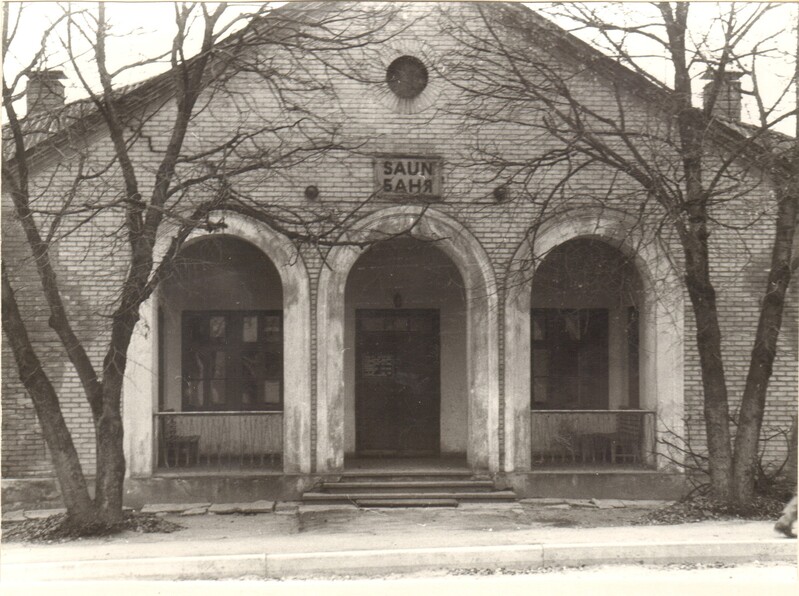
702;69;742;121
26;70;66;116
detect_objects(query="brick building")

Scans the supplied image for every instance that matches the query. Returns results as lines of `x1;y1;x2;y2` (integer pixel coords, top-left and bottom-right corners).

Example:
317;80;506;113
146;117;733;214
2;2;796;506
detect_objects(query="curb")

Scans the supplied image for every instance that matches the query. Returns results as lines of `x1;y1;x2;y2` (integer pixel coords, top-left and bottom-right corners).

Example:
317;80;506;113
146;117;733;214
266;544;544;578
0;553;267;581
1;540;795;581
540;539;797;567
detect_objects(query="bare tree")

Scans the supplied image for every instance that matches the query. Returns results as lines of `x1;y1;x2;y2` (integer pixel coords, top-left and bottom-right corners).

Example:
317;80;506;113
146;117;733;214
439;2;797;504
2;1;404;527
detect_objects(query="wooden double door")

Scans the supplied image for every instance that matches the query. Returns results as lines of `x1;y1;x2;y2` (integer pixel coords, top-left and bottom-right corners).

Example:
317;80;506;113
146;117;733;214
355;309;440;456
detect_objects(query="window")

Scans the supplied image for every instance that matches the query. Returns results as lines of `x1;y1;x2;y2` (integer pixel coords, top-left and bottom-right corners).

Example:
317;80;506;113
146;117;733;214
182;311;282;411
386;55;429;99
531;309;609;409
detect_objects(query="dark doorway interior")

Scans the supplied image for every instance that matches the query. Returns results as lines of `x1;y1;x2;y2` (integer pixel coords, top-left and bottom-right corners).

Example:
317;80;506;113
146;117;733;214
356;309;440;456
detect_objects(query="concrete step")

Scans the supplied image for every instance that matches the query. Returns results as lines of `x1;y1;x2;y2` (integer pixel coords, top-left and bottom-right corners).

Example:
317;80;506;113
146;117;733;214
339;471;477;481
355;498;459;508
302;490;517;502
322;480;496;491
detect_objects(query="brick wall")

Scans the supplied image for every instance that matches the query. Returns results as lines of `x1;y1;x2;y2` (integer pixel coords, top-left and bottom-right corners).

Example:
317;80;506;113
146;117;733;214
2;1;796;478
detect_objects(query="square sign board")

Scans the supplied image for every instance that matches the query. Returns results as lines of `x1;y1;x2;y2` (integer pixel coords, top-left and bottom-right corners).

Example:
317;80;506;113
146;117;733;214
374;155;442;201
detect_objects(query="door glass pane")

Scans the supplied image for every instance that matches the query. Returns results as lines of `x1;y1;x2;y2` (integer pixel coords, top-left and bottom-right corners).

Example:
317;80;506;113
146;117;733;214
362;316;383;332
363;353;393;377
411;316;432;332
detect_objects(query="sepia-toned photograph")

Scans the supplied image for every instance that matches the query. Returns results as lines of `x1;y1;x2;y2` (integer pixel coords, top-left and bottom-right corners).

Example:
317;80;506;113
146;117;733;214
1;1;797;592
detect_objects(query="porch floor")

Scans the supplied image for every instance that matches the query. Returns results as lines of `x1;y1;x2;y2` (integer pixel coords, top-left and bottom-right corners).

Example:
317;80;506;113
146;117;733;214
154;458;282;476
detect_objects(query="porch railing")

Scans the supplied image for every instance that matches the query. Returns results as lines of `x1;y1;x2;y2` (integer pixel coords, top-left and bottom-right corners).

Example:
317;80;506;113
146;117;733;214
154;411;283;470
530;410;656;467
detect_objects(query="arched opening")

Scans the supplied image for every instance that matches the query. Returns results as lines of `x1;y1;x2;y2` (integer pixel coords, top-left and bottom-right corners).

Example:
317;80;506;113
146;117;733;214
530;239;643;411
124;212;312;477
344;237;467;460
503;212;684;473
157;235;285;470
529;238;653;467
316;206;499;473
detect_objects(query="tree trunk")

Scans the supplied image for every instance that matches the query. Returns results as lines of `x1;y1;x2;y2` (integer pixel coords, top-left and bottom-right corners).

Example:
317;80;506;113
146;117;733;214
732;185;798;504
2;265;96;523
93;294;143;522
94;407;126;523
681;229;735;499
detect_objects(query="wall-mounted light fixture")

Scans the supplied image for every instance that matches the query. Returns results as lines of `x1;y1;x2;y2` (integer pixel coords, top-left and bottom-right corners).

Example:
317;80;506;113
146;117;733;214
493;185;509;203
304;185;320;201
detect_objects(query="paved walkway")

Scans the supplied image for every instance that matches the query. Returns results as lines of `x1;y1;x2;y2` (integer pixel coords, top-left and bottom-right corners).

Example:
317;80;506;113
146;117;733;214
1;500;796;581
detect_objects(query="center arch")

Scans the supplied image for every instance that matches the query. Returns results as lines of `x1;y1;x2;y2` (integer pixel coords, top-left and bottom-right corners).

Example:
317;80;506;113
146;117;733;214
316;206;499;472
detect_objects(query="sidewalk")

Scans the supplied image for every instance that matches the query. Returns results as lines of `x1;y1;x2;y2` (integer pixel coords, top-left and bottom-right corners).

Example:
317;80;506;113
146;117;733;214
1;500;796;581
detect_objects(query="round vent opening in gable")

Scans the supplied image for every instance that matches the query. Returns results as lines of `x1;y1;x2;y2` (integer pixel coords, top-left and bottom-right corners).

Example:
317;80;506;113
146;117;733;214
386;55;429;99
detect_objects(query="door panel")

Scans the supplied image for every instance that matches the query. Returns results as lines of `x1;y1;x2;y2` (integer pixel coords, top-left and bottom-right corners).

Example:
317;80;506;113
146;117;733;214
356;310;440;456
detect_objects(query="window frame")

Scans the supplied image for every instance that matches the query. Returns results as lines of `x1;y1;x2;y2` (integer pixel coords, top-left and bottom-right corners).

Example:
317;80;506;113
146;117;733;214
181;310;283;412
530;308;609;410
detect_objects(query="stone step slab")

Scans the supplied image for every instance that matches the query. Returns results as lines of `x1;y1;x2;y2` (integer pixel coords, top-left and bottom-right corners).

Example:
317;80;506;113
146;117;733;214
356;498;459;508
141;503;210;515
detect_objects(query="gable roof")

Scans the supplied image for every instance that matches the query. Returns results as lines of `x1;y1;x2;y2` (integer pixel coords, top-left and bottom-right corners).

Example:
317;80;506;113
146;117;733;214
3;1;792;175
2;1;332;163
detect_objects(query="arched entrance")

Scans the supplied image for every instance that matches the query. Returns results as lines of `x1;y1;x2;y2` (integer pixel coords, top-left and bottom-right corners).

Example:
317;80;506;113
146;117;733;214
157;236;284;469
530;238;643;412
317;206;499;473
504;211;684;472
123;213;311;475
345;237;467;458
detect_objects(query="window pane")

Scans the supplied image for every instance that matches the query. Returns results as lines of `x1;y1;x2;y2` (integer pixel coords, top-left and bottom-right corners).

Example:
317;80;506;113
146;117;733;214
185;380;203;407
532;314;546;341
209;380;225;405
263;380;281;405
182;310;283;412
532;378;548;403
241;351;259;406
185;350;205;379
242;316;258;342
209;316;225;339
532;349;549;377
563;311;581;340
186;316;204;342
263;315;280;342
211;351;225;377
241;379;256;406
